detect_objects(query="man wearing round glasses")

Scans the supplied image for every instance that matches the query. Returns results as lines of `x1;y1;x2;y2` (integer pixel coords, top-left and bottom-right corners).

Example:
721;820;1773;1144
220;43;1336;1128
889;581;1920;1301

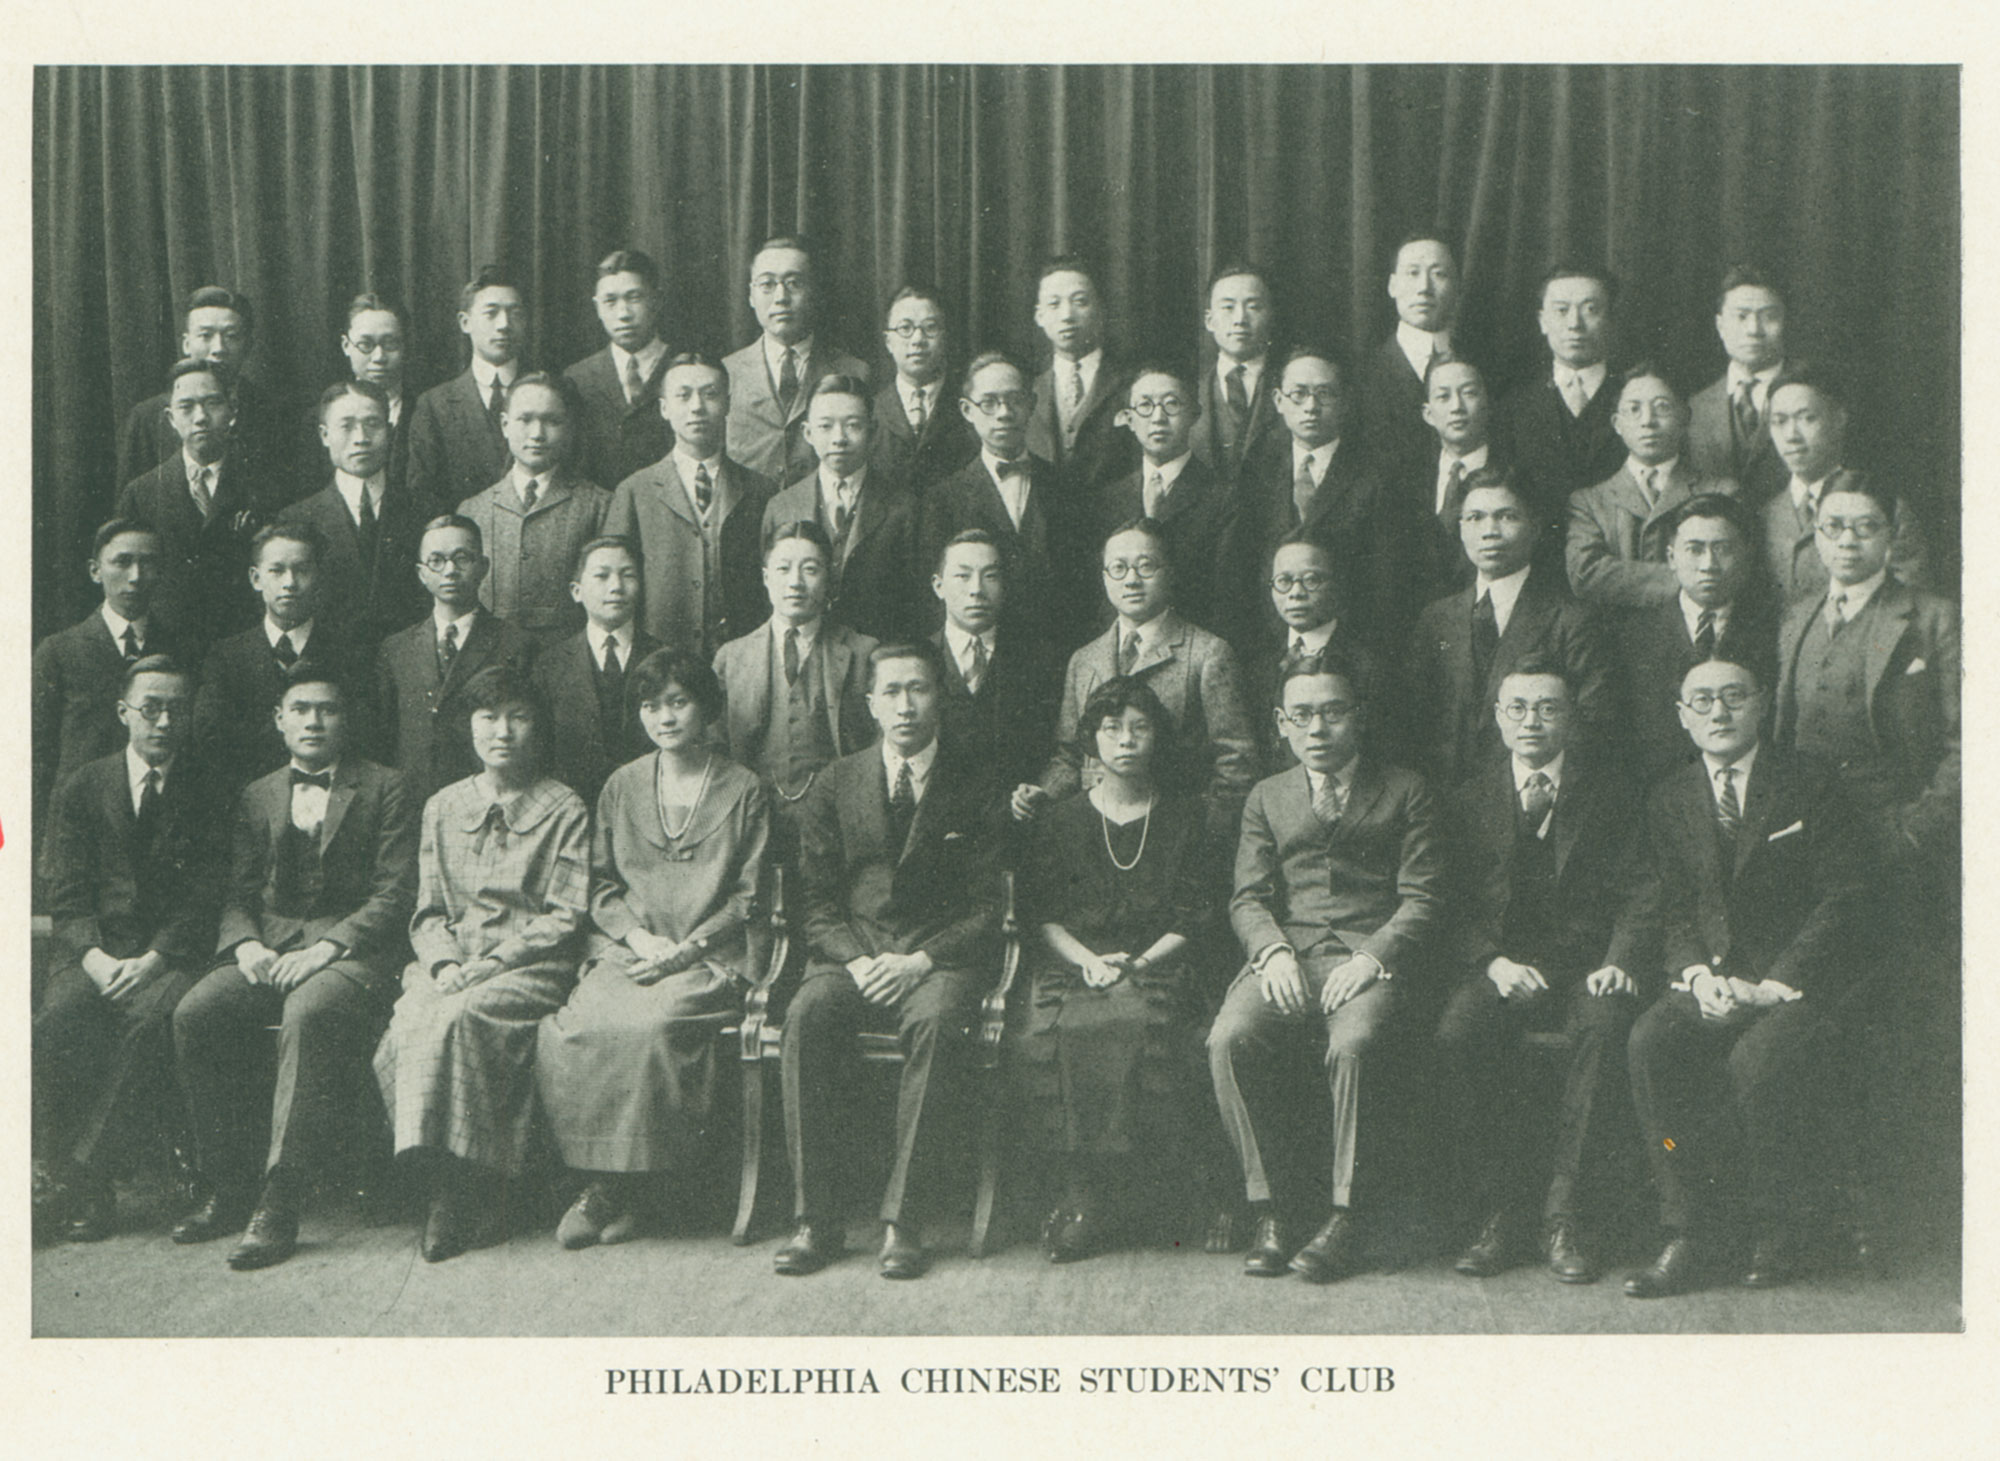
876;286;977;493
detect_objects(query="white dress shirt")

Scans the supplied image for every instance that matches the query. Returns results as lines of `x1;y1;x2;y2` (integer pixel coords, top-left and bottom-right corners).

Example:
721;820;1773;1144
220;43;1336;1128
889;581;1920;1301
433;604;480;647
289;759;337;835
182;451;221;514
763;334;814;392
1624;454;1680;506
100;603;149;653
883;736;940;805
1291;438;1339;492
1726;360;1784;420
1511;750;1566;839
1303;758;1355;819
1434;441;1489;514
982;449;1032;529
125;745;171;816
1827;568;1888;625
470;356;519;407
1474;563;1533;637
899;376;941;430
511;461;553;511
1702;742;1758;816
1678;593;1729;645
1140;451;1193;516
1396;320;1453;381
1554;361;1608;414
612;338;667;401
334;470;385;527
944;621;997;690
770;614;822;667
818;465;866;524
585;619;634;673
672;447;724;519
1216;355;1265;410
384;392;403;429
1789;470;1836;520
1284;619;1339;660
1056;348;1103;427
265;616;315;656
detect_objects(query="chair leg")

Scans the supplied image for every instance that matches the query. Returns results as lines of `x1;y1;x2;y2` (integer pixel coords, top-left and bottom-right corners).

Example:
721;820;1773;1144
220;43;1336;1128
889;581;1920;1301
970;1096;1003;1259
731;1058;766;1246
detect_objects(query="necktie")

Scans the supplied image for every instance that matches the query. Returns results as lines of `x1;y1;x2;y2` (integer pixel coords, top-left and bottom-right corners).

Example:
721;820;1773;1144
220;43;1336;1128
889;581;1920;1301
521;477;539;513
1563;372;1589;417
1829;590;1853;633
783;627;801;684
291;768;332;790
832;482;852;548
994;456;1027;480
693;462;714;515
1311;772;1342;827
1146;469;1166;518
274;632;298;667
603;636;623;680
439;621;459;675
137;768;160;822
622;353;646;406
889;758;917;847
121;625;141;661
965;633;988;694
1733;379;1761;454
1635;466;1657;512
1471;591;1500;676
487;374;507;430
1293;453;1317;525
1694;609;1717;660
1066;360;1085;415
1715;765;1742;835
778;348;800;414
1118;628;1140;676
1291;633;1310;660
356;488;378;563
1225;365;1250;434
1439;457;1467;525
909;387;928;432
1521;771;1556;834
190;464;214;519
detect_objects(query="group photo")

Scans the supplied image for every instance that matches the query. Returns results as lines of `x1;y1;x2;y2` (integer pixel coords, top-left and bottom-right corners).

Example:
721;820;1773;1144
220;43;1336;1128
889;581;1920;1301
25;62;1960;1338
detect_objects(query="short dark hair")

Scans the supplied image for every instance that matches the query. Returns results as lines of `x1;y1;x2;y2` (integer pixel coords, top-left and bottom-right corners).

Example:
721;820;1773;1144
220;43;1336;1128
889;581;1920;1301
1127;362;1193;401
752;235;814;269
1390;230;1456;270
420;513;484;554
961;350;1026;400
1459;464;1531;512
1277;343;1346;382
866;640;944;692
1815;467;1898;522
249;519;325;567
461;662;549;725
317;377;391;421
274;658;349;708
885;283;946;319
1616;360;1682;399
935;527;1005;575
629;647;725;724
185;285;254;334
168;356;235;394
1277;648;1368;709
1669;492;1754;543
1037;253;1100;292
92;517;160;559
345;292;403;327
122;653;191;698
1074;676;1185;791
503;369;571;413
595;248;662;292
1685;652;1773;696
809;373;873;413
1270;530;1334;568
1497;654;1575;697
1206;260;1273;298
459;265;523;313
1540;260;1620;308
1422;353;1485;393
571;535;641;581
1715;264;1787;315
1102;514;1171;564
1771;359;1849;413
663;351;727;393
763;516;834;563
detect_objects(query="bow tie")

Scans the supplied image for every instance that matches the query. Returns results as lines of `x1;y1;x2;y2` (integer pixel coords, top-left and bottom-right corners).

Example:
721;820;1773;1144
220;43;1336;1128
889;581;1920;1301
291;769;333;790
993;457;1029;480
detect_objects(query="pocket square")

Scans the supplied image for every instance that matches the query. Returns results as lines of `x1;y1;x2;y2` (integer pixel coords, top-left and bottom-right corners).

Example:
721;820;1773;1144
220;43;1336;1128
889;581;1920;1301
1905;658;1928;675
1767;820;1804;842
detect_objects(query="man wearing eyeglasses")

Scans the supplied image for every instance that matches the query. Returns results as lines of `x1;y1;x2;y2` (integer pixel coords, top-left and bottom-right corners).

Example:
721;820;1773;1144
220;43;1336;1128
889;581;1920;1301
1207;657;1442;1283
722;236;870;487
372;514;534;802
1245;535;1384;772
1434;659;1643;1286
1620;655;1866;1297
875;286;978;494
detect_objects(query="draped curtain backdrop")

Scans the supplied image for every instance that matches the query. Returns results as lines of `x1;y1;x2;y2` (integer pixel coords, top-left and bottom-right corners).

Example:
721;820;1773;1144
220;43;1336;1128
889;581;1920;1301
32;64;1958;637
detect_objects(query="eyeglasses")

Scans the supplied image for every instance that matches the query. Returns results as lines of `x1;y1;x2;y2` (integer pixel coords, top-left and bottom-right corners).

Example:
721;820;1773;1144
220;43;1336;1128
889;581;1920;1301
1680;687;1757;715
1127;396;1188;420
421;551;481;573
751;273;808;296
125;698;190;723
346;335;400;355
968;391;1033;416
1270;571;1331;594
1280;702;1356;728
1816;516;1887;541
886;320;944;340
1498;698;1570;722
1103;557;1164;581
1279;386;1341;406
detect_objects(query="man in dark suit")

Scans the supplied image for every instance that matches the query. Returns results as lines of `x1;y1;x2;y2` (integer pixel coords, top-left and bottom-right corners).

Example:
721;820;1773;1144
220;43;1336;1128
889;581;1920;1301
876;285;978;495
1207;655;1443;1282
777;641;1002;1280
279;380;429;650
1359;233;1464;475
761;374;924;644
1243;534;1385;773
563;248;673;489
723;236;871;486
408;265;529;517
1567;364;1740;611
1410;357;1519;598
1614;494;1774;783
1687;266;1796;501
170;665;417;1269
1024;256;1136;504
116;358;277;648
928;529;1063;831
372;514;536;803
1411;470;1618;787
33;656;224;1243
922;352;1096;653
331;294;416;507
195;521;372;792
1497;262;1627;512
531;536;660;809
1435;659;1644;1285
32;521;174;843
603;352;775;657
118;285;288;489
1190;263;1283;487
1621;656;1867;1296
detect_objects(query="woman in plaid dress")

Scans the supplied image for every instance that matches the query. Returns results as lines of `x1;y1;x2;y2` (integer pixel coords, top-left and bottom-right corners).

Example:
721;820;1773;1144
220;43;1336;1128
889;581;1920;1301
374;663;591;1263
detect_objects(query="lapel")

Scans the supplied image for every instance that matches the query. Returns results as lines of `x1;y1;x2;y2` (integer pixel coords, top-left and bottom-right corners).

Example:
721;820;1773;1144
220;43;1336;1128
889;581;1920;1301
965;461;1022;540
932;629;971;700
654;458;701;529
562;634;602;739
319;761;363;854
851;473;894;554
735;630;775;755
1859;579;1914;720
855;750;897;863
1671;762;1726;902
1069;359;1115;444
1732;752;1784;882
879;384;915;442
154;457;205;539
1491;571;1558;678
440;611;500;699
625;349;669;420
518;473;576;521
1470;757;1518;872
1334;758;1388;843
1128;612;1184;679
1551;756;1594;880
819;627;855;750
1268;765;1318;851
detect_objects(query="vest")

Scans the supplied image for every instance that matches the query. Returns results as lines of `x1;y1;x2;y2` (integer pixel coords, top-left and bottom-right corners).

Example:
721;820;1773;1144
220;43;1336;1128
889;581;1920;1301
1790;603;1876;767
764;632;835;796
1500;809;1560;967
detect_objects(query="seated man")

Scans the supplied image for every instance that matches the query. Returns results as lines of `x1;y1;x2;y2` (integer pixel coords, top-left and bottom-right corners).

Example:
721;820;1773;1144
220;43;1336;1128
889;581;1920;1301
530;536;660;810
778;642;1001;1280
171;665;417;1269
33;656;224;1242
1434;659;1643;1285
1207;656;1442;1283
1621;656;1866;1296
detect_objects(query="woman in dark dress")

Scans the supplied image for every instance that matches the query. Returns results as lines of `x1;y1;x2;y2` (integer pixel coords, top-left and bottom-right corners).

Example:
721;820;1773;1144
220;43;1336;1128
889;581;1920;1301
1010;676;1220;1262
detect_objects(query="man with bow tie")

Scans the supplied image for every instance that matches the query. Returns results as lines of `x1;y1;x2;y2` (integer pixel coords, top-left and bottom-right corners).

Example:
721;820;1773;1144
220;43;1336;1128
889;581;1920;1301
170;665;416;1270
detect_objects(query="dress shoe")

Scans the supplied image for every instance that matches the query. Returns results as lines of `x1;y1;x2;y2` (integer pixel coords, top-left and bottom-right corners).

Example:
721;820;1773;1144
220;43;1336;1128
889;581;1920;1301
227;1203;299;1271
773;1219;846;1276
421;1188;504;1264
879;1222;930;1280
1624;1235;1703;1298
1454;1210;1521;1278
1542;1218;1599;1285
556;1182;622;1250
1242;1214;1290;1277
63;1174;116;1244
1289;1209;1364;1283
1041;1206;1081;1263
171;1189;252;1246
1045;1205;1113;1264
1742;1233;1796;1290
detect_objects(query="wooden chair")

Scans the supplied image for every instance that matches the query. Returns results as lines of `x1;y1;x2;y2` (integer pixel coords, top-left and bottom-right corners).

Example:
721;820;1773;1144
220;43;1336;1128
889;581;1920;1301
730;867;1023;1256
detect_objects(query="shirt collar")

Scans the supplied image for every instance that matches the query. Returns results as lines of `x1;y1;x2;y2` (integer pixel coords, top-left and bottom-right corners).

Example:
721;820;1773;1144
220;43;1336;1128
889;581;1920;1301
265;616;314;651
1292;436;1341;478
289;758;340;782
1555;360;1608;399
673;444;723;480
1440;441;1489;472
334;470;385;517
183;449;221;488
100;602;144;642
1396;320;1452;379
1703;742;1759;786
433;603;481;638
1217;354;1266;394
1143;451;1193;493
1626;454;1680;488
1790;471;1836;513
456;776;568;836
1057;346;1103;382
944;620;997;661
612;337;666;383
510;461;554;498
469;357;518;396
883;735;940;787
772;614;823;658
1476;562;1533;626
763;333;814;381
900;375;941;410
1830;568;1889;619
1304;755;1358;804
982;448;1031;488
585;619;632;664
1727;360;1783;395
1678;593;1728;642
1287;619;1338;656
126;743;171;794
1512;750;1566;795
818;464;867;500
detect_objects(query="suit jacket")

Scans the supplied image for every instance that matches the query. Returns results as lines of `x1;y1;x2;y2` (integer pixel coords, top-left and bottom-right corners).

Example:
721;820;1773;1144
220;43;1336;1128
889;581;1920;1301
42;751;225;969
1025;354;1138;501
1410;566;1619;787
1566;460;1740;610
194;620;376;790
920;453;1098;652
1687;364;1800;502
457;469;612;643
1442;748;1643;981
1496;370;1627;512
563;345;673;489
930;625;1064;820
1229;759;1443;977
296;386;416;508
531;625;662;809
722;340;871;486
216;758;417;986
603;453;775;656
711;620;879;785
277;479;430;649
1190;356;1283;486
408;368;515;518
799;741;1001;973
1761;467;1933;607
1400;438;1528;603
1242;622;1387;774
115;452;276;646
762;468;924;644
1618;749;1865;999
1775;577;1959;862
373;609;537;803
1613;595;1776;784
31;612;180;839
1096;455;1241;638
1357;332;1453;482
118;375;292;494
875;378;979;495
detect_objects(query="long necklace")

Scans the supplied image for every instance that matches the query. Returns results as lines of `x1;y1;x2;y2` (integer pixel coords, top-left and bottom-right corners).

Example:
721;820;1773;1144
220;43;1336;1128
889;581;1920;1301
658;752;716;841
1099;792;1155;872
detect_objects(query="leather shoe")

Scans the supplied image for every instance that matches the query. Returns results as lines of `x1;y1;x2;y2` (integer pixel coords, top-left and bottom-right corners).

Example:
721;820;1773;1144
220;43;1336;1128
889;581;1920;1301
1742;1233;1796;1290
879;1222;930;1280
227;1203;299;1271
1624;1235;1703;1298
1289;1208;1364;1283
1045;1205;1112;1264
64;1175;116;1244
421;1189;504;1264
557;1182;622;1250
773;1219;845;1276
1454;1210;1520;1278
1041;1206;1080;1262
1543;1218;1599;1285
172;1189;252;1245
1242;1214;1290;1277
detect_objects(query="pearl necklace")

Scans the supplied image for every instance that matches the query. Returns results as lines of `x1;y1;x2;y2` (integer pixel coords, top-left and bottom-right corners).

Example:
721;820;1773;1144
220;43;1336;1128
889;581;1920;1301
1099;792;1155;872
658;753;716;841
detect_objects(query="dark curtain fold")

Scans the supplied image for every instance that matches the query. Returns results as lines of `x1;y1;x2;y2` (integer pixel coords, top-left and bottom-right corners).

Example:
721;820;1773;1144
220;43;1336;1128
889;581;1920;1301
33;63;1958;637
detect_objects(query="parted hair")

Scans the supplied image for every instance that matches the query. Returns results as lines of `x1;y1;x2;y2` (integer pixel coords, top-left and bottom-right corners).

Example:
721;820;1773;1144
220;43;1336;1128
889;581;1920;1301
92;517;160;559
317;377;391;421
459;264;523;313
122;653;191;697
249;519;326;566
1074;675;1187;793
185;285;255;333
629;646;725;724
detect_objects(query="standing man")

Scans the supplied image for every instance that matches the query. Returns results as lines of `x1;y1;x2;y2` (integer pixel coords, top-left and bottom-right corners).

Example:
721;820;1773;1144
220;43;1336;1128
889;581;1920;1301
1498;262;1627;511
530;536;660;810
1687;266;1796;500
875;285;977;494
1360;233;1463;474
564;249;673;489
1024;256;1136;503
1412;357;1513;598
336;294;416;504
408;266;529;518
604;352;775;657
777;642;1002;1280
1191;263;1282;486
1243;534;1383;773
118;285;287;489
723;236;870;486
